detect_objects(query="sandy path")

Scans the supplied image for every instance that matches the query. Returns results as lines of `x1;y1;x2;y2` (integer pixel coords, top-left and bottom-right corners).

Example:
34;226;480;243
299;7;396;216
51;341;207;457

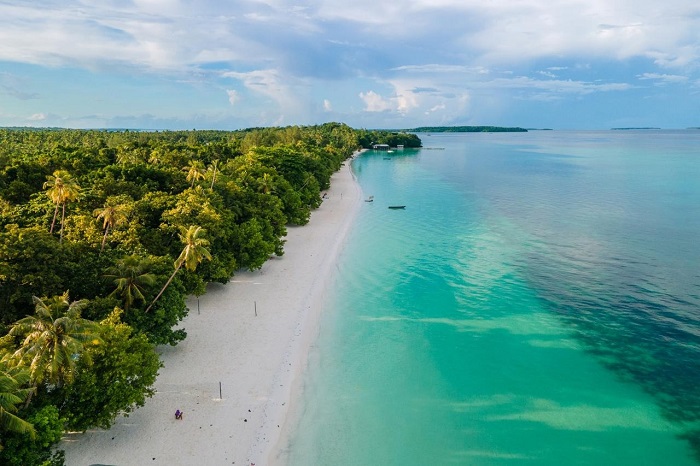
61;156;363;466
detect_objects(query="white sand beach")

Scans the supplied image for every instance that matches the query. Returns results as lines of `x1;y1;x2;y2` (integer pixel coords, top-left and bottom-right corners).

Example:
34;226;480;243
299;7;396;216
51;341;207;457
61;157;363;466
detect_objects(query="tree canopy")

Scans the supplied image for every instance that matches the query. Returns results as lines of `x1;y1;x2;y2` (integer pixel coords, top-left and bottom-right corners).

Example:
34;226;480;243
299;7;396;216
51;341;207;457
0;123;415;463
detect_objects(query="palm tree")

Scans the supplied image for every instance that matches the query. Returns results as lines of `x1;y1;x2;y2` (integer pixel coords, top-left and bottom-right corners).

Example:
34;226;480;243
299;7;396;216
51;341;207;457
258;172;276;194
116;146;145;165
9;292;102;389
236;167;252;189
94;202;127;252
0;362;35;445
148;149;163;165
43;170;80;241
184;160;206;187
104;255;156;311
146;225;212;313
207;159;219;189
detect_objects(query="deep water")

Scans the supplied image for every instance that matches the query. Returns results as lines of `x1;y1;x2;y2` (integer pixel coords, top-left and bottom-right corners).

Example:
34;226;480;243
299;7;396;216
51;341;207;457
286;130;700;465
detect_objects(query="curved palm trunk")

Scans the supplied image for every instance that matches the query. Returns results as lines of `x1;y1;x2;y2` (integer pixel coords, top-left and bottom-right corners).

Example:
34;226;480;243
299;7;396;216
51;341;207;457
100;224;110;253
50;204;59;234
23;384;37;409
210;164;218;189
145;264;181;313
59;202;66;242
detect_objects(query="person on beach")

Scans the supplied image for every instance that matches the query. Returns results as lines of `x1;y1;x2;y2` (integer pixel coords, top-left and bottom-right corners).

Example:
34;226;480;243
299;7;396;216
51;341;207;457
175;409;183;420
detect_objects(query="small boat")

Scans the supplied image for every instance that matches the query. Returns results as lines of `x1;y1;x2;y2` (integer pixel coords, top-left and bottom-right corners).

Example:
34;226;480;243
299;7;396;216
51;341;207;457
365;195;374;202
383;157;391;160
388;205;406;210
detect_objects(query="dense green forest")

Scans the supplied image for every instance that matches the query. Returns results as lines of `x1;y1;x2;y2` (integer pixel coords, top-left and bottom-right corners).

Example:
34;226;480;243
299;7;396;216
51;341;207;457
0;123;409;464
355;130;422;148
409;126;528;133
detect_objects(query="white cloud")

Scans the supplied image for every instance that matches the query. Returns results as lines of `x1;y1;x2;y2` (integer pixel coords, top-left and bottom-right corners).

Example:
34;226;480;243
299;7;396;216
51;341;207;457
395;90;419;115
0;0;698;129
637;73;689;84
0;2;278;71
226;89;239;105
357;76;472;124
2;0;697;74
222;68;316;125
359;91;393;112
362;65;627;121
28;112;47;121
425;103;446;115
487;76;633;95
393;64;475;73
224;69;287;102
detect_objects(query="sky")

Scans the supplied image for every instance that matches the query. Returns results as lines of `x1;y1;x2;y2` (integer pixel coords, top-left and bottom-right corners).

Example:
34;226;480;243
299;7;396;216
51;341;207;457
0;0;699;130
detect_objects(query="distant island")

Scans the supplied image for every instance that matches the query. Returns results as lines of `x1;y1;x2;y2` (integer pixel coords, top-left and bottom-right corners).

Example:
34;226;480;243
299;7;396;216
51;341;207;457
409;126;528;133
611;127;661;130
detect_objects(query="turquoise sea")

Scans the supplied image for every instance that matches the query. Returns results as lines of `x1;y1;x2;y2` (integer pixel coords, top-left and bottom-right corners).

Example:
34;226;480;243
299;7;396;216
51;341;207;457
285;131;700;465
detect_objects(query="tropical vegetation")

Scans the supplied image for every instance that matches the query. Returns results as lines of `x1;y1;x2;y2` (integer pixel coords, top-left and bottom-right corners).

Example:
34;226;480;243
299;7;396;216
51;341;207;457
0;123;410;464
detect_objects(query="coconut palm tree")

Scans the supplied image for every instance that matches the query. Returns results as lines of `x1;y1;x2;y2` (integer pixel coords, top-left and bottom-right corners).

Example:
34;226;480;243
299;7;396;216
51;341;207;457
44;171;65;235
43;170;80;241
258;172;275;194
9;292;102;389
94;201;127;253
146;225;212;313
104;255;156;311
116;146;146;165
0;362;35;446
207;159;220;189
184;160;206;187
148;149;163;165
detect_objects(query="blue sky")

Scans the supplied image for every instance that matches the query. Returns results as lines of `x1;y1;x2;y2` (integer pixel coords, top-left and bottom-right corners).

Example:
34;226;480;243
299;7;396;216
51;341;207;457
1;0;699;130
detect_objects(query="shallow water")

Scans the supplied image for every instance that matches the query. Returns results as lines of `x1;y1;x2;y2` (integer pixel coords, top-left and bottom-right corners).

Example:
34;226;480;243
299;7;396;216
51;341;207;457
286;131;700;465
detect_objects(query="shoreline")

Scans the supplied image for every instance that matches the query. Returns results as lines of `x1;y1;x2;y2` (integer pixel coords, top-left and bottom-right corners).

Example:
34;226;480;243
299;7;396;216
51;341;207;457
61;153;364;465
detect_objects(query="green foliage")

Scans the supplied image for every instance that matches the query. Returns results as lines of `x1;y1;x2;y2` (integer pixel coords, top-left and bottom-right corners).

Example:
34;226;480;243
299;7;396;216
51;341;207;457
0;404;64;466
231;217;283;270
356;130;422;148
53;309;161;431
0;123;415;457
0;123;374;328
0;225;66;323
8;292;102;387
0;362;35;447
94;197;129;252
104;255;156;311
127;286;188;346
43;170;80;241
146;225;212;313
